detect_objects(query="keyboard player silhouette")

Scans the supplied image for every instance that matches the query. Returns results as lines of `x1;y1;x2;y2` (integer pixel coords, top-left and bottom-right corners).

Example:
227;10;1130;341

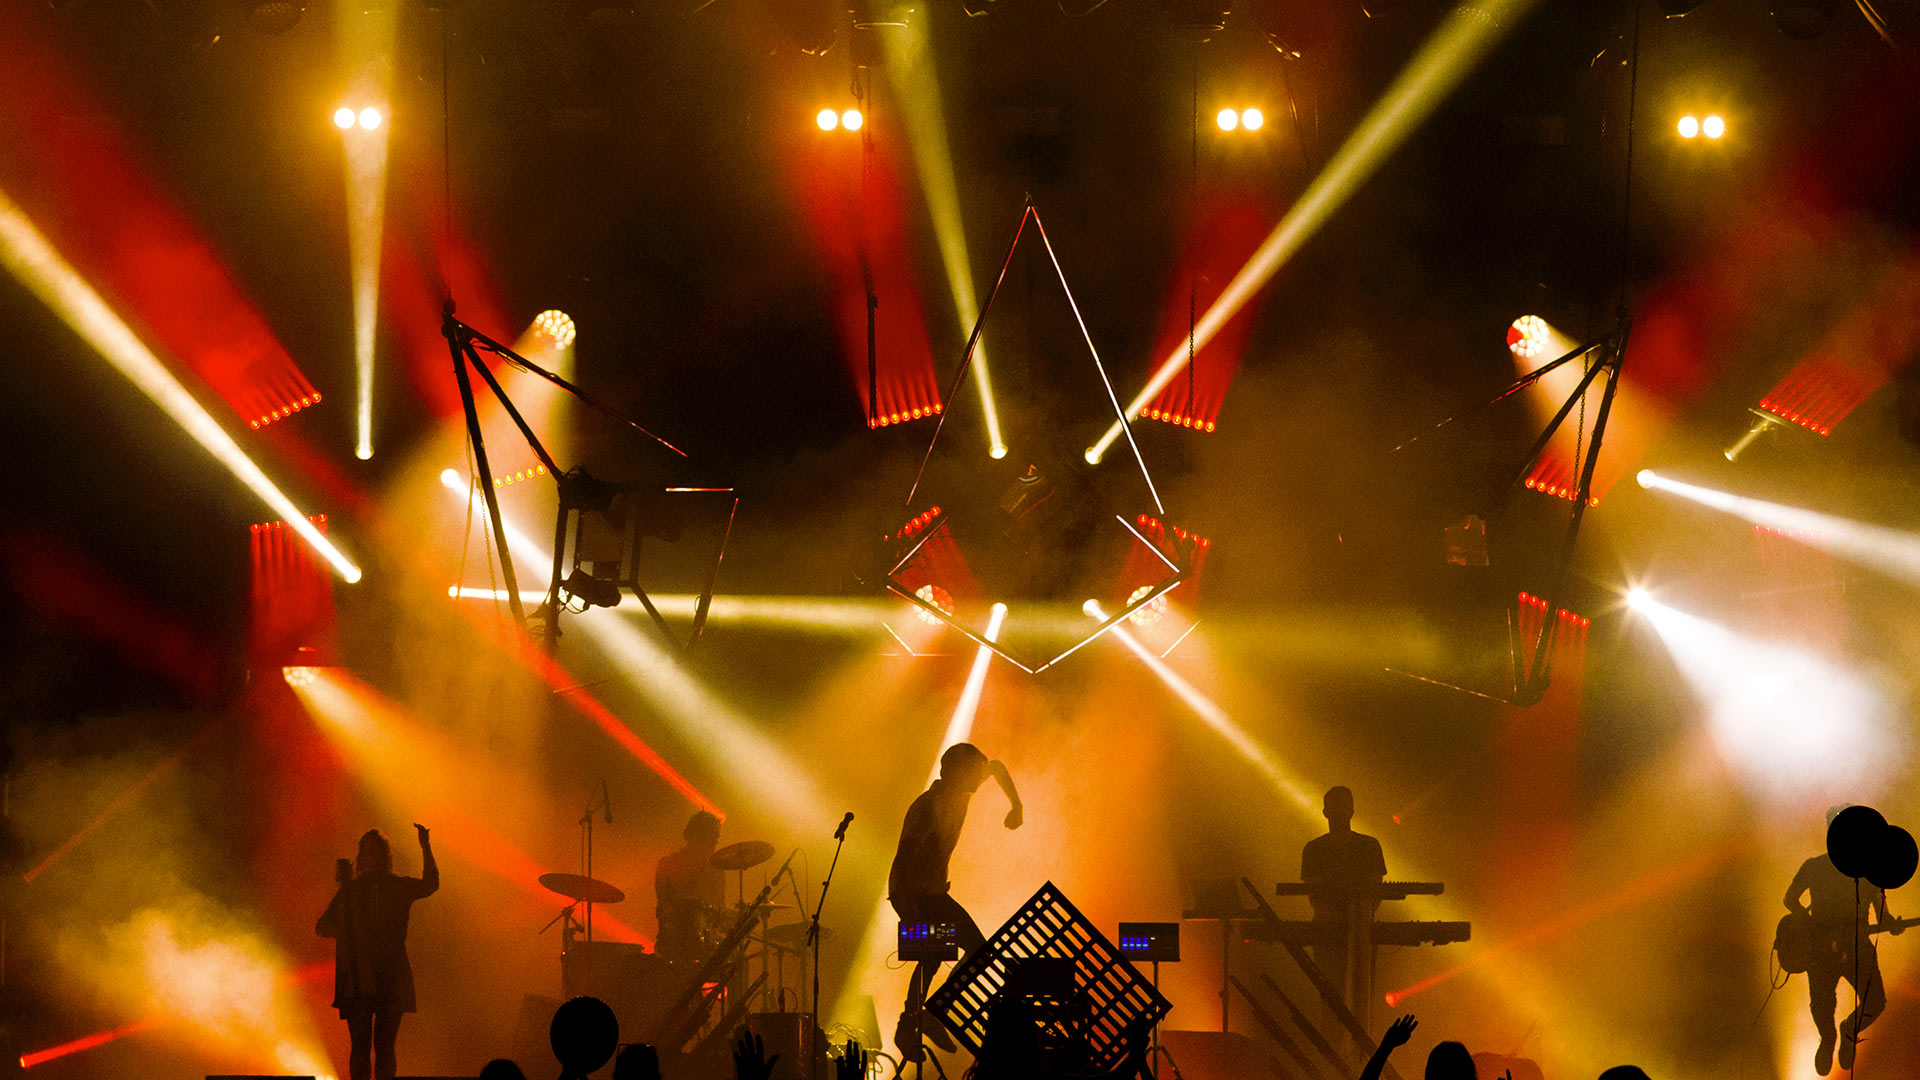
1300;786;1387;1021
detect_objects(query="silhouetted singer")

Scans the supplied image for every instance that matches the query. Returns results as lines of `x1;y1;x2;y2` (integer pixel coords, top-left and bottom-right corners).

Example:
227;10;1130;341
317;824;439;1080
1786;815;1901;1076
655;810;727;961
888;742;1022;1059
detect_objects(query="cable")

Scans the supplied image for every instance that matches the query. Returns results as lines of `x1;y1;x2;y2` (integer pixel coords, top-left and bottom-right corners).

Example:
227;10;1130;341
1615;0;1642;316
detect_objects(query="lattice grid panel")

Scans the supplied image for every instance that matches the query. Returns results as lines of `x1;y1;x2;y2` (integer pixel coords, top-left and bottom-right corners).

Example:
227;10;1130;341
927;882;1169;1072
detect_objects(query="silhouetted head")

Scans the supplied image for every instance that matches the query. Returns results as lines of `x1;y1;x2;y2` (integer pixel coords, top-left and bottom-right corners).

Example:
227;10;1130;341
940;743;991;791
684;811;721;848
478;1060;528;1080
1827;803;1852;826
1597;1067;1650;1080
356;829;392;876
1424;1041;1476;1080
1323;786;1355;829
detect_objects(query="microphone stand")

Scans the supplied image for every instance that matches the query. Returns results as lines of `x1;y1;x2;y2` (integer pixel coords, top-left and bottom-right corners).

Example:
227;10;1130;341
808;821;850;1080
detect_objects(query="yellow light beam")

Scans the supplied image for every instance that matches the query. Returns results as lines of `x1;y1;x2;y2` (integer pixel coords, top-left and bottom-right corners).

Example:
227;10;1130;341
0;187;362;582
336;2;398;460
1086;601;1318;822
1085;0;1543;464
883;19;1007;458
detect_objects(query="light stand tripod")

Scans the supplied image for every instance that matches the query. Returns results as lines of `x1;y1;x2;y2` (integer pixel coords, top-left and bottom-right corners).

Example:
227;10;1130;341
440;300;688;652
1388;314;1631;706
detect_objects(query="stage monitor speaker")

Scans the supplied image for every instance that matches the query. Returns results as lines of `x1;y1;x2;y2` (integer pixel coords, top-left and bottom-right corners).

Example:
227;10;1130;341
746;1012;825;1080
1157;1031;1279;1080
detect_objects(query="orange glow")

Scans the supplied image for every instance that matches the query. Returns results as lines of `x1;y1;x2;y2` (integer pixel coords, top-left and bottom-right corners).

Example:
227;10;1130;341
1384;838;1747;1005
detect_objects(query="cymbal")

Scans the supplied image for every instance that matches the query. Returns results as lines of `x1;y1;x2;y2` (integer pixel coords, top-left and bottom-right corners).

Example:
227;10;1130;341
539;872;626;905
765;922;832;949
711;840;776;871
742;902;794;911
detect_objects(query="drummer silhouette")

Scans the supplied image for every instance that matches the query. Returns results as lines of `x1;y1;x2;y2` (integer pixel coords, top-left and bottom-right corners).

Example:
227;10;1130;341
656;811;727;960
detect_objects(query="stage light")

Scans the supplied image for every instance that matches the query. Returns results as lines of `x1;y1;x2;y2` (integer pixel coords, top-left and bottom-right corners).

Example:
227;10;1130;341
990;443;1009;460
1507;314;1550;358
1125;584;1168;626
1626;587;1653;612
914;583;956;625
0;187;361;583
1239;107;1264;131
532;309;576;350
817;108;840;131
560;570;622;611
357;106;382;130
1085;0;1540;465
1701;114;1724;139
333;106;356;130
841;108;865;131
1677;114;1699;138
1216;108;1240;132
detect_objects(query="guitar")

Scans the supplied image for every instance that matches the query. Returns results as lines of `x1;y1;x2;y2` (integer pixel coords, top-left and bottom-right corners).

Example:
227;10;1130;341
1775;911;1920;975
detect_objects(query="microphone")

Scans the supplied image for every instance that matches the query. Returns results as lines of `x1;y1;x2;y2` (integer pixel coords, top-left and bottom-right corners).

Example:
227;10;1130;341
834;812;854;840
602;779;613;824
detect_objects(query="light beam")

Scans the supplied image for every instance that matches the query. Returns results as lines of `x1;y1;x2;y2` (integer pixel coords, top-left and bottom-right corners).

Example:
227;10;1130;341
0;187;361;582
1638;470;1920;588
1085;0;1542;464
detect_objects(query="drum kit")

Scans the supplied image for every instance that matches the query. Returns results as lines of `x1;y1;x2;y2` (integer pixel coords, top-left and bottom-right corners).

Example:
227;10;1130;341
539;836;830;1013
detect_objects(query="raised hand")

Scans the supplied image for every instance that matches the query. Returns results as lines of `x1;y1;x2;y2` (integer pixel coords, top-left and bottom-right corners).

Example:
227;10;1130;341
414;823;431;844
1004;803;1024;830
835;1040;867;1080
1381;1014;1418;1049
733;1029;780;1080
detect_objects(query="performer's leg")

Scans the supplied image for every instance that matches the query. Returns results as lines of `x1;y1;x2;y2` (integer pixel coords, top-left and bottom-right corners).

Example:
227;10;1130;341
344;1007;374;1080
372;1009;403;1080
1838;950;1886;1070
1808;961;1839;1075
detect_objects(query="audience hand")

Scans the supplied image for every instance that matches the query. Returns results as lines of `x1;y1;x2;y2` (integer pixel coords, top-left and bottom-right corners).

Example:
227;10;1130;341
1381;1014;1417;1049
835;1040;867;1080
733;1030;780;1080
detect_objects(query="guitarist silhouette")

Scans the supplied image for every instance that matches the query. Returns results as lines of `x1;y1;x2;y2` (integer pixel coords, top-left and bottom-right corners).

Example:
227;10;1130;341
1783;808;1905;1076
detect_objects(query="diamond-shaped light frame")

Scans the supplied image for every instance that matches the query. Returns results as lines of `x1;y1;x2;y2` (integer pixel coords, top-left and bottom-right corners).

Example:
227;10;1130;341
886;201;1189;673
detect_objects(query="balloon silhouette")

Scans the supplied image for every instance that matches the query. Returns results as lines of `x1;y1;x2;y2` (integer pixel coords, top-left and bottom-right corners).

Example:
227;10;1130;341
1827;805;1887;879
1868;825;1919;892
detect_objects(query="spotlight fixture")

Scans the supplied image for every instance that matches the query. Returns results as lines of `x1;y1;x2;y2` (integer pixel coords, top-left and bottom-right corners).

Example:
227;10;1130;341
841;108;865;131
1701;114;1725;139
560;570;623;611
1677;114;1700;139
1125;584;1169;626
333;106;356;130
1626;587;1653;612
914;584;956;626
1507;314;1549;358
817;108;840;131
532;309;576;350
1215;108;1240;132
1723;407;1787;462
358;107;383;131
1239;107;1264;131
